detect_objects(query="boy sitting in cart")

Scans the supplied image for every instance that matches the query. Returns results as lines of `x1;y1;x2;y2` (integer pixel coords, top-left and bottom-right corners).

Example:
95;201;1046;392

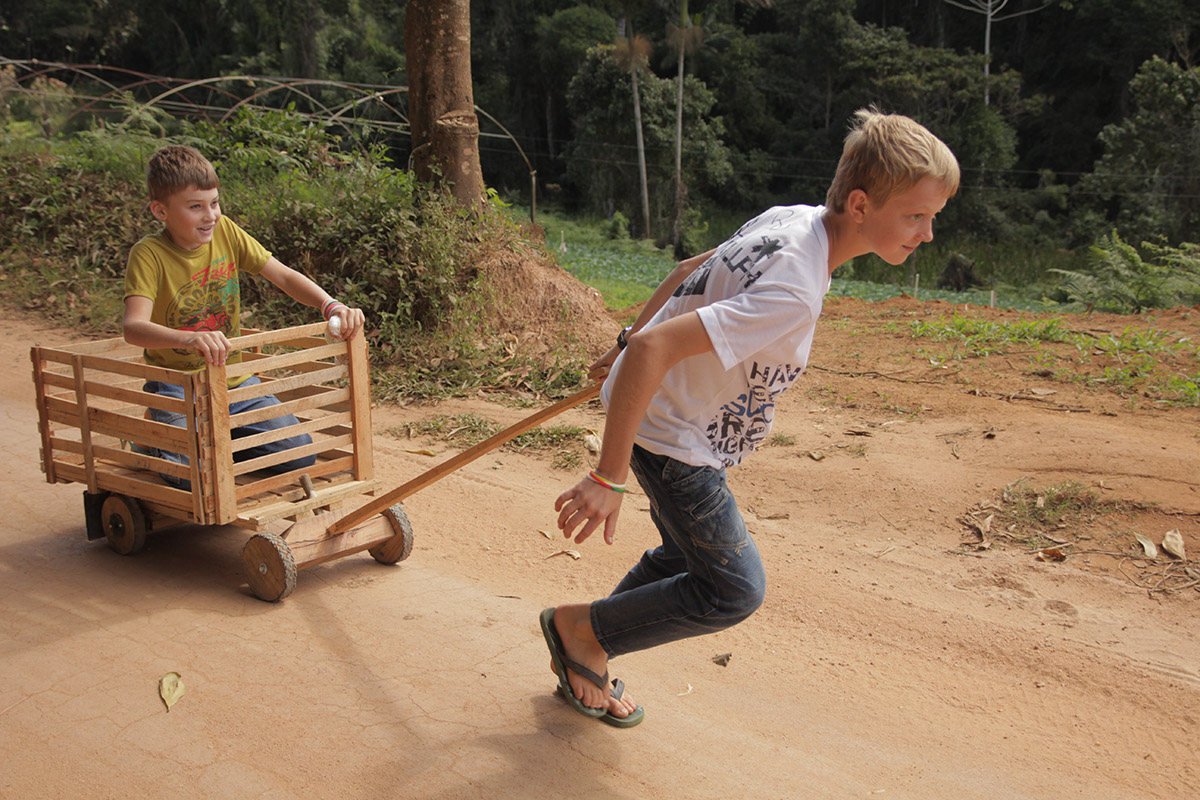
122;144;365;489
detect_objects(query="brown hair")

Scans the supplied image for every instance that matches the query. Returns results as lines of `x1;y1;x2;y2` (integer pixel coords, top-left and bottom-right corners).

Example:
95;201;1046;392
146;145;219;203
825;108;960;213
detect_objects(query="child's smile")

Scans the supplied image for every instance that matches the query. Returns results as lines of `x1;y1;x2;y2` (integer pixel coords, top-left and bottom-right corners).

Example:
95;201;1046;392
152;186;222;251
858;176;950;266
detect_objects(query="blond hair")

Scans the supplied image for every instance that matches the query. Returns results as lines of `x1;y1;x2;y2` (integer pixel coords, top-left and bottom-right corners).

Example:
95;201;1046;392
825;108;959;213
146;145;219;203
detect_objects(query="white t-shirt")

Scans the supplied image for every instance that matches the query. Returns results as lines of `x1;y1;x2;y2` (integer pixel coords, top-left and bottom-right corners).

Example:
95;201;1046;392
603;204;831;469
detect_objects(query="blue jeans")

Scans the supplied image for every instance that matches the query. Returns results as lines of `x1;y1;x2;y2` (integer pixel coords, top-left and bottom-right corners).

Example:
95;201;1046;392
143;377;316;490
590;445;766;658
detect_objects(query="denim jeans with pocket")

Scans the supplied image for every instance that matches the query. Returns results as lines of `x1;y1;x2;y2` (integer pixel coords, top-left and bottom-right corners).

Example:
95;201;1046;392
590;445;766;658
143;376;316;490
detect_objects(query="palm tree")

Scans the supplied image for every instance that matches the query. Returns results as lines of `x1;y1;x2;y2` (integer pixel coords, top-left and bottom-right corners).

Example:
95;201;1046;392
667;1;773;254
614;33;653;238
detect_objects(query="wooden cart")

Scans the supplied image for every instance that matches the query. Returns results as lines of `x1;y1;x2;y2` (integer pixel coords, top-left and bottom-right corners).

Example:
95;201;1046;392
30;321;412;601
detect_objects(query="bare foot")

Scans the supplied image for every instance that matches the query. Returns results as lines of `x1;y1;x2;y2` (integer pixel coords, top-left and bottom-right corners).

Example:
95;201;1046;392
551;603;638;719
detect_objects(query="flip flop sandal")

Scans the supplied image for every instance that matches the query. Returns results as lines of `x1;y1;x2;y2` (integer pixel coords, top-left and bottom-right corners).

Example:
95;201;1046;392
540;608;606;718
599;678;645;728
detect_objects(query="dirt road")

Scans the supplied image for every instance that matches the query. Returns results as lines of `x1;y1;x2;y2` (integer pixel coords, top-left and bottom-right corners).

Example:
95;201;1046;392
3;300;1197;799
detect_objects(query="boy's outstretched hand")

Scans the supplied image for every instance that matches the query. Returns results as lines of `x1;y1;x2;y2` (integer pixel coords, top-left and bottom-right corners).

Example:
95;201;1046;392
328;304;365;341
555;477;623;545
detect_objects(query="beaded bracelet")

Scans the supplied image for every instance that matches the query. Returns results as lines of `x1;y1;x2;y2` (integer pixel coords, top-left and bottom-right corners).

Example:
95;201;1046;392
586;470;626;493
322;299;347;320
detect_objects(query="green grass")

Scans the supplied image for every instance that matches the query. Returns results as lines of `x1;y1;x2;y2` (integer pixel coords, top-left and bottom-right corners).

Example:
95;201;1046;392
522;205;1077;314
904;312;1200;407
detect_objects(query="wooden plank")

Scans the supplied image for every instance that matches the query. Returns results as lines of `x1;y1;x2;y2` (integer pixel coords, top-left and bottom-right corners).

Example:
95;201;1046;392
325;383;602;537
82;380;189;415
346;332;374;481
30;347;58;484
39;370;80;392
207;363;236;525
239;352;341;376
71;355;99;494
91;442;192;481
183;373;205;524
87;407;191;448
32;335;136;358
224;341;344;378
226;364;347;403
272;506;395;569
228;411;352;453
234;454;355;501
226;387;349;428
78;353;187;384
94;470;196;515
236;479;378;531
231;433;352;476
224;322;328;352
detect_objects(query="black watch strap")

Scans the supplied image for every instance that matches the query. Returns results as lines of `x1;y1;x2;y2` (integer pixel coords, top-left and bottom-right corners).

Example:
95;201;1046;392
617;326;632;350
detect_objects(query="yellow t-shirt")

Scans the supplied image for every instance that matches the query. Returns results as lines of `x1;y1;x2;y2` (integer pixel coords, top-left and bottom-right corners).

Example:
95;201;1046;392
124;216;270;380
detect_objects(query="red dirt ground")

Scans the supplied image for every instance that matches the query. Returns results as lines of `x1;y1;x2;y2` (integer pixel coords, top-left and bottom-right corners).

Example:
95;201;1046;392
2;290;1198;799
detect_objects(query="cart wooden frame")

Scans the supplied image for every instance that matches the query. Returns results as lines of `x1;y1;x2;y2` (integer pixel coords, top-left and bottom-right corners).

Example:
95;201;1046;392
30;321;412;601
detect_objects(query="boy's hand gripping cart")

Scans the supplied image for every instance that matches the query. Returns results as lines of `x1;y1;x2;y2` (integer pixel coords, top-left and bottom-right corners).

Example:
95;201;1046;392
31;321;600;601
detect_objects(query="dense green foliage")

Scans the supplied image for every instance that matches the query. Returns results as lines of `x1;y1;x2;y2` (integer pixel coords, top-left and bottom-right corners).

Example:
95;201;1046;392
0;108;525;360
1;0;1198;311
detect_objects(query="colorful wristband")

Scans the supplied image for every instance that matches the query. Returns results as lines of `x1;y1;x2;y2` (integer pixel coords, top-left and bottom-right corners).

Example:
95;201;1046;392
587;470;626;493
322;300;346;320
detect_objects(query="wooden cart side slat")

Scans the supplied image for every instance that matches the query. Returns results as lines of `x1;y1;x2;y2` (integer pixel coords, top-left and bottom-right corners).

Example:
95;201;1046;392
30;348;58;484
49;461;196;515
40;367;154;396
227;363;348;403
228;410;353;454
75;352;191;384
239;351;343;376
50;437;192;481
95;470;197;515
70;356;100;494
183;373;206;524
233;453;356;501
223;322;328;351
227;387;350;428
347;330;373;481
205;365;236;525
38;370;82;392
33;335;138;358
80;380;189;415
231;432;353;476
224;341;345;379
273;383;351;406
87;407;192;448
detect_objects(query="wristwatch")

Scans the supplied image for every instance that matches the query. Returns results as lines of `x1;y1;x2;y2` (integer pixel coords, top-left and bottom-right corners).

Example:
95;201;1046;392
617;326;633;350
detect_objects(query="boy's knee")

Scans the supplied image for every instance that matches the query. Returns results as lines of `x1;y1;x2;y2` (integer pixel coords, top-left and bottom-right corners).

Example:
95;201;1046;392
724;582;765;624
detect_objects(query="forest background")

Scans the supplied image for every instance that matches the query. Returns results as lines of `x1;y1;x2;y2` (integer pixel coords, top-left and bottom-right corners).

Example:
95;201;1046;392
1;0;1199;390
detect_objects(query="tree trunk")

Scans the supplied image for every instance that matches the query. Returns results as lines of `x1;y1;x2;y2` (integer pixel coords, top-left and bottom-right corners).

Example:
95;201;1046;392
405;0;484;208
631;65;651;239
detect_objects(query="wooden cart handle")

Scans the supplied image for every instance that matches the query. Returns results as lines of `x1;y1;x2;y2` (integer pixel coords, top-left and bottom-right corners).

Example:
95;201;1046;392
326;382;602;537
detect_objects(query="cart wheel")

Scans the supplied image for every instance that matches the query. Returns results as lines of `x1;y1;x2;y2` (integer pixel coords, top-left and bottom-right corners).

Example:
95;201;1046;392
370;503;414;565
101;494;147;555
243;532;297;602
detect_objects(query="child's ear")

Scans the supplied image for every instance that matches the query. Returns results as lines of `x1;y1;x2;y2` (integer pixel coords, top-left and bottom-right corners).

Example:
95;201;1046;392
149;200;167;221
846;189;870;223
